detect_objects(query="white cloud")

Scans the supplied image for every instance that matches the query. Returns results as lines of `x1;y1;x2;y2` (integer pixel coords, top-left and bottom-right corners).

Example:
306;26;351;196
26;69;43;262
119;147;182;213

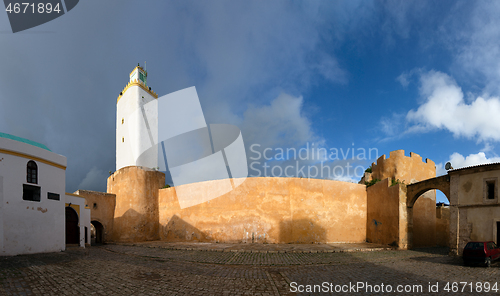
241;92;317;150
314;53;348;84
395;68;420;89
449;152;500;169
437;151;500;176
481;143;494;153
241;92;371;181
380;113;405;137
406;70;500;142
396;72;410;88
444;2;500;94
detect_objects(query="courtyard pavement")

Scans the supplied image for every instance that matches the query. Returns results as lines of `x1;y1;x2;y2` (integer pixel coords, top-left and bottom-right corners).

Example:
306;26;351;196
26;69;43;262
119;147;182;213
1;242;499;295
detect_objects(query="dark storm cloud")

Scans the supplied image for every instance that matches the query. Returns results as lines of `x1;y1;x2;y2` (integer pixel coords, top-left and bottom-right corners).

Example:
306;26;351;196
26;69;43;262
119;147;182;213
0;1;362;191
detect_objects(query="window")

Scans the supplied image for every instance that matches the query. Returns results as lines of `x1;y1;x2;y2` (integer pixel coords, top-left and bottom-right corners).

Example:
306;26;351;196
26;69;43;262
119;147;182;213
122;118;124;124
488;182;495;200
27;160;37;184
487;242;497;250
23;184;40;202
122;137;124;142
93;202;97;209
465;242;483;250
47;192;60;200
484;178;498;202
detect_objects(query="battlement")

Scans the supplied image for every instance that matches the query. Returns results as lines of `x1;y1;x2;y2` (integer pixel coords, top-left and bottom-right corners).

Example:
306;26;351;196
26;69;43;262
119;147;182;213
369;150;436;184
375;150;435;167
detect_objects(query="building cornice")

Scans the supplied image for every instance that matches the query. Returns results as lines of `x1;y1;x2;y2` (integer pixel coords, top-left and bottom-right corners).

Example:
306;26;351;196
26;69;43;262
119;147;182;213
66;192;84;198
0;148;66;170
116;79;158;103
448;163;500;176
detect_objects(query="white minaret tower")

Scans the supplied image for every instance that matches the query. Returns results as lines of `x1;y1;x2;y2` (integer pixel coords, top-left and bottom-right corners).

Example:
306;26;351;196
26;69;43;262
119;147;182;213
116;64;158;171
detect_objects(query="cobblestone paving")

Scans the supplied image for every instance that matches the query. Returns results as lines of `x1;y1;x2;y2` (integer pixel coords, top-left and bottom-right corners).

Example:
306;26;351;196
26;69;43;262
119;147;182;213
1;245;499;295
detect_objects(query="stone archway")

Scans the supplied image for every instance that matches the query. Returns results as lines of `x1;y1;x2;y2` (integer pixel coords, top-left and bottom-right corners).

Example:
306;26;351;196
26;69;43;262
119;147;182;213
91;220;104;245
65;207;79;245
407;175;450;208
405;175;451;249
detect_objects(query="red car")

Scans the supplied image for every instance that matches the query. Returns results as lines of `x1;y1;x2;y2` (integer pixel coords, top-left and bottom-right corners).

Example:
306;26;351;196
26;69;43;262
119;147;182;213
463;241;500;267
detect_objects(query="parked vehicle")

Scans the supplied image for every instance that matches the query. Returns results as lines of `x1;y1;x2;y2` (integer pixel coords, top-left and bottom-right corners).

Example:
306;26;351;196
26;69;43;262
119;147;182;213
463;241;500;267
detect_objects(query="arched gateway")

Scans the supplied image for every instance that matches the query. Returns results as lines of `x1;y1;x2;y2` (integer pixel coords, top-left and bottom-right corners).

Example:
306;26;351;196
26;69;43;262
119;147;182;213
406;175;451;249
407;175;451;208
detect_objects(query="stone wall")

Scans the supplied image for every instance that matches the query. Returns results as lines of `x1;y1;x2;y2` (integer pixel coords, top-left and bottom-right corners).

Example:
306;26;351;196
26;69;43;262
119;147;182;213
453;166;500;254
74;190;116;243
366;179;400;246
436;205;450;247
107;166;164;242
448;164;500;255
367;150;437;247
158;177;367;244
412;191;437;247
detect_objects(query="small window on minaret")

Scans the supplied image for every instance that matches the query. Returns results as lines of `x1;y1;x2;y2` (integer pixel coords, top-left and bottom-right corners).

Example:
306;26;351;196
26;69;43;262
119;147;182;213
122;137;124;143
122;118;124;124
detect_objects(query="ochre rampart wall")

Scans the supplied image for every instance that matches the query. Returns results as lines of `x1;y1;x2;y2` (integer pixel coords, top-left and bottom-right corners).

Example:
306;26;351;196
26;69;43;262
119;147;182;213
367;150;437;247
74;190;116;242
366;179;401;246
107;166;164;242
158;177;367;244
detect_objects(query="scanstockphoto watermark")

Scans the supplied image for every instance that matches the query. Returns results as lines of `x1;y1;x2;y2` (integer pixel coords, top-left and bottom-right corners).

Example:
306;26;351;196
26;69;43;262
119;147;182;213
248;143;379;179
290;281;424;294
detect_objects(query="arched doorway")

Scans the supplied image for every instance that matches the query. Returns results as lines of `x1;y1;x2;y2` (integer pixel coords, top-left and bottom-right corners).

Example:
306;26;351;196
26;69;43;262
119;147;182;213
412;189;437;247
65;207;80;244
406;175;451;249
91;220;104;245
412;189;450;248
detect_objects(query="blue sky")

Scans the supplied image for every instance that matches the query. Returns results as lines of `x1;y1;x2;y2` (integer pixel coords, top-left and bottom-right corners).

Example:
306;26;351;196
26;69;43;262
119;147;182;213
1;1;500;203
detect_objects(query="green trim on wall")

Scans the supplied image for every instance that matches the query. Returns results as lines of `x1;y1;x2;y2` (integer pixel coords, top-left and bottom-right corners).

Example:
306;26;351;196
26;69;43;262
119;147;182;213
0;132;51;151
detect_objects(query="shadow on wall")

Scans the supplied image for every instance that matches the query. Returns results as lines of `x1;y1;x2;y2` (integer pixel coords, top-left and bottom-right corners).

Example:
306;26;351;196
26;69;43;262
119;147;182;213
158;216;327;244
161;215;207;242
279;219;326;243
113;208;159;242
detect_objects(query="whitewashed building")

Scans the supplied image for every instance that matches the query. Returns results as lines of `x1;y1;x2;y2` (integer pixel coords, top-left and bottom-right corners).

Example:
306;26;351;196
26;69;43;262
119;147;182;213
0;133;90;256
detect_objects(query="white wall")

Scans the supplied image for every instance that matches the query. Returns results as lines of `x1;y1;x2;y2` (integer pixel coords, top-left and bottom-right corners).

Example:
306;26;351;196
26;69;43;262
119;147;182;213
0;137;66;255
0;176;3;252
116;84;158;170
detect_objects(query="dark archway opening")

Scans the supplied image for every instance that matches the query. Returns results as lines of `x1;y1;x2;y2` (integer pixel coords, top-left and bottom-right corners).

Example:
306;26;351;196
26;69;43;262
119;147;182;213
91;220;104;245
65;207;79;245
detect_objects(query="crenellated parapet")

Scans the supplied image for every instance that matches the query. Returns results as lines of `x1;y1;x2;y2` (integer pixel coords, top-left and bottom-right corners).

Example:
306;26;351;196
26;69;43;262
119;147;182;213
363;150;436;185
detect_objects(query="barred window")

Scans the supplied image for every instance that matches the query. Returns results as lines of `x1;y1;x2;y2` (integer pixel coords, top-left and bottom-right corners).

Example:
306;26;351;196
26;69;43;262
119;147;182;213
23;184;40;202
